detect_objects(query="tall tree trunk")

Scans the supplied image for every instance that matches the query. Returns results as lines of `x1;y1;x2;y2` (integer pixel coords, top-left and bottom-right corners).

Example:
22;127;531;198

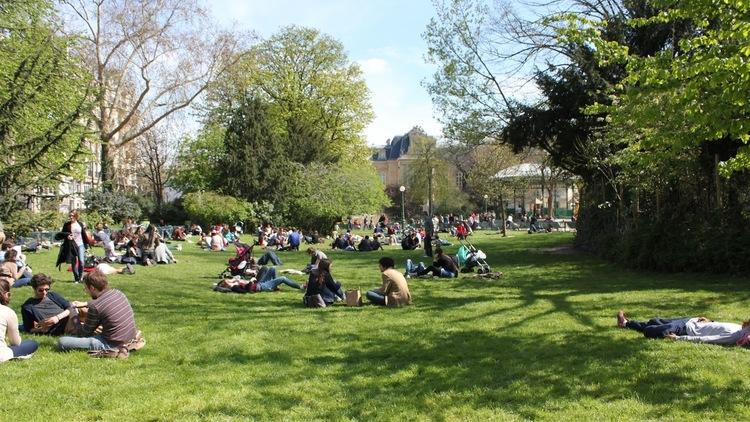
500;192;507;237
100;141;112;190
714;153;722;209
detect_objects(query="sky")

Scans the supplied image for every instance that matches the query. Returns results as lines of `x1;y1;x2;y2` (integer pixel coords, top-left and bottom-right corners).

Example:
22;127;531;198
209;0;442;146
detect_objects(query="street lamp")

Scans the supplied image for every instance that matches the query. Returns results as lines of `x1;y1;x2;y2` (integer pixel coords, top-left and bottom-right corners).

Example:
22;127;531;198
399;185;406;229
483;194;488;213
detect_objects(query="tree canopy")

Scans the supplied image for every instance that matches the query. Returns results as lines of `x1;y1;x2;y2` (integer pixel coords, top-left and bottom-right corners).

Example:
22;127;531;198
0;0;93;218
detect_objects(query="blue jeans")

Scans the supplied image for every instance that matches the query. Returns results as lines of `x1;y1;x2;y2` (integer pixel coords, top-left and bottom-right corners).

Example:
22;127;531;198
257;251;282;266
321;286;345;304
11;339;38;357
58;335;117;351
13;276;32;288
72;244;86;281
366;290;386;305
258;266;277;283
258;277;301;291
439;268;456;278
625;317;690;338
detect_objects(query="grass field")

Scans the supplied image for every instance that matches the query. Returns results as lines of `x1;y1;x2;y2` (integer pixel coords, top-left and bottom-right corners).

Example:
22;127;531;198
3;230;750;421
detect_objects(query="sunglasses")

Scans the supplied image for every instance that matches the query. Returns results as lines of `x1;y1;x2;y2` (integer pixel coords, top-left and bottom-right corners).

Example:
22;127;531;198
36;288;50;293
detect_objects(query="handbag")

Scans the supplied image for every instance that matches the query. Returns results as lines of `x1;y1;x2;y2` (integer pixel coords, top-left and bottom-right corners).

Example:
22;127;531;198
345;289;362;307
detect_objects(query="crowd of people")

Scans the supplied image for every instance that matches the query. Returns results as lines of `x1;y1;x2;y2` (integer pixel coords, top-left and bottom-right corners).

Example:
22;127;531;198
4;207;744;366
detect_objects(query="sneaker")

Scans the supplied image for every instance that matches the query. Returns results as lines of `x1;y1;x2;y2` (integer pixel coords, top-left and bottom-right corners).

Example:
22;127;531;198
617;310;627;328
128;331;146;352
89;347;129;359
13;353;34;360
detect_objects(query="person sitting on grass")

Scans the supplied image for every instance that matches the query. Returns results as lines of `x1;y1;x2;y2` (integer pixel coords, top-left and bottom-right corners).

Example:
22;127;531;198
21;274;72;335
401;232;419;250
358;235;376;252
154;239;177;264
406;248;459;278
57;270;144;357
304;247;328;273
617;310;750;345
304;259;345;307
1;279;38;362
1;249;32;288
366;257;412;307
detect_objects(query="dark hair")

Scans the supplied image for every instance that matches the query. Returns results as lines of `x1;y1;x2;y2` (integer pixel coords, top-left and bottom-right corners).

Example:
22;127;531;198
1;242;12;251
30;274;53;289
4;248;17;260
0;279;9;305
316;259;331;287
435;247;444;255
378;257;395;269
83;269;108;291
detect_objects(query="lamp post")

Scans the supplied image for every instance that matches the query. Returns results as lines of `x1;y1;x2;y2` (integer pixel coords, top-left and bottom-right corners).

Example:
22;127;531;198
483;194;488;213
399;185;406;229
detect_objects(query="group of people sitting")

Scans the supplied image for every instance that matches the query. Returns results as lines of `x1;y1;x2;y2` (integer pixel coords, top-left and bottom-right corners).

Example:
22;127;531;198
215;245;412;309
255;225;322;251
1;269;145;363
331;231;383;252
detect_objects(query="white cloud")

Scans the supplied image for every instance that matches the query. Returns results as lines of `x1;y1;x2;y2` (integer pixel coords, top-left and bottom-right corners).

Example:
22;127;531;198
358;58;390;75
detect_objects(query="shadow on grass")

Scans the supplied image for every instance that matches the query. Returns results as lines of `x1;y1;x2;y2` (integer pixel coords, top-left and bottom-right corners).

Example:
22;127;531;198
187;328;747;420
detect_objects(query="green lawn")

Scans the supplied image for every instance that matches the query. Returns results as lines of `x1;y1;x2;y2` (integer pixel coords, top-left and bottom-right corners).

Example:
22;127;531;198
4;230;750;420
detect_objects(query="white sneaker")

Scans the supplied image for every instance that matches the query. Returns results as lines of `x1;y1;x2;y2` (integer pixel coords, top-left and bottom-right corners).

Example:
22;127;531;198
14;353;34;360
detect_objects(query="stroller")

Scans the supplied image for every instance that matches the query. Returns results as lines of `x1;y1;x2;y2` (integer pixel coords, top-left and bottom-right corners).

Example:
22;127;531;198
220;241;254;278
456;238;491;274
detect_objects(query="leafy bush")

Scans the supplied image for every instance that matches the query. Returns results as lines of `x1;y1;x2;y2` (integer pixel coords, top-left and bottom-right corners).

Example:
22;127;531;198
2;210;66;236
83;189;142;222
78;209;113;229
182;192;254;227
286;161;391;233
150;200;189;226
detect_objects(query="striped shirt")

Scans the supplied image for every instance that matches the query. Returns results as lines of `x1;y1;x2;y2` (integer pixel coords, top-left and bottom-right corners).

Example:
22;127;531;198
77;289;137;346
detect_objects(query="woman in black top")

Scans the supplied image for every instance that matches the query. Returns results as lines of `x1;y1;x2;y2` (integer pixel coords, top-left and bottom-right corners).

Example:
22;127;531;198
304;259;344;307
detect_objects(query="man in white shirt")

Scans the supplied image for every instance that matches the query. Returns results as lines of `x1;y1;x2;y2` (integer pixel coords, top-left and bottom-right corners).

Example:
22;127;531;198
618;310;750;345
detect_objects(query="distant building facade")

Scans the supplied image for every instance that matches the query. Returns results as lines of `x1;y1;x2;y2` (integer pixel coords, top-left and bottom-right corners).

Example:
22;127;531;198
371;129;419;188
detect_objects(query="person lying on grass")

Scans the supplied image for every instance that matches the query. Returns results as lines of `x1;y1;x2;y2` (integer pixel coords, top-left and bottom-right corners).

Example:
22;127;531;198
366;257;412;307
617;310;750;346
21;274;73;335
0;279;38;362
217;266;303;293
303;259;345;307
57;269;144;357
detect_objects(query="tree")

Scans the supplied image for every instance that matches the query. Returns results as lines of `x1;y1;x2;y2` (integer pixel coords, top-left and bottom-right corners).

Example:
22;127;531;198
181;191;254;228
288;161;391;233
0;0;93;218
210;25;374;164
169;124;225;194
464;144;523;235
405;131;462;216
217;96;295;207
59;0;241;185
137;123;177;215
